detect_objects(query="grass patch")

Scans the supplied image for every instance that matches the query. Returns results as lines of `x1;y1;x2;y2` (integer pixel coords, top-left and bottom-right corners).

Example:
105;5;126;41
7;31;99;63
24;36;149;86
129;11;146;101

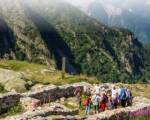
131;116;150;120
0;84;7;93
0;102;24;118
0;60;99;86
63;102;77;109
0;60;46;71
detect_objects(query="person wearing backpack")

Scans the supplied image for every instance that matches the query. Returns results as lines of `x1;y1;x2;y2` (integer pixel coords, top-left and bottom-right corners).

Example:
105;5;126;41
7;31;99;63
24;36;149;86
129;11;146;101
99;92;107;112
84;95;91;115
126;89;133;106
91;94;100;114
119;86;126;107
112;86;119;109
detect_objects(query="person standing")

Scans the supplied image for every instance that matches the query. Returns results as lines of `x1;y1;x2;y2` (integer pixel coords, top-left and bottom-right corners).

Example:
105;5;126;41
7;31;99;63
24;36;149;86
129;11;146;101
111;86;118;109
99;92;107;112
84;95;91;115
91;94;100;114
126;89;133;106
119;86;126;107
107;94;113;110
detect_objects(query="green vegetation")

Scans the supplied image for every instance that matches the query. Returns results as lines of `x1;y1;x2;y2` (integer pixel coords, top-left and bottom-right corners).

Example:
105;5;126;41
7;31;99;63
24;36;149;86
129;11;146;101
23;0;150;83
0;102;24;118
4;79;28;93
0;60;99;86
0;84;7;93
0;0;149;83
131;116;150;120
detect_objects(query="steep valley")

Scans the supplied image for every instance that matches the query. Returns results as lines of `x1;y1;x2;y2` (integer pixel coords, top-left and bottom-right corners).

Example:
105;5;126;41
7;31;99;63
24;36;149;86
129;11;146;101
0;0;149;83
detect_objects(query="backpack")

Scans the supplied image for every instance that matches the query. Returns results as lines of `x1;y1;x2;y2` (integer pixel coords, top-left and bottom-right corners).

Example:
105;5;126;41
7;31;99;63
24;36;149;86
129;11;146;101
121;89;126;100
102;95;108;103
83;97;91;106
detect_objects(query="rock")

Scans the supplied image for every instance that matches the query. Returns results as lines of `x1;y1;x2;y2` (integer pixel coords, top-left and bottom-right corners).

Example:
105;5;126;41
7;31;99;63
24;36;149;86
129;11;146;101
86;97;150;120
31;84;46;91
0;92;21;112
0;68;22;84
60;97;66;104
41;69;55;75
20;97;41;110
4;78;28;93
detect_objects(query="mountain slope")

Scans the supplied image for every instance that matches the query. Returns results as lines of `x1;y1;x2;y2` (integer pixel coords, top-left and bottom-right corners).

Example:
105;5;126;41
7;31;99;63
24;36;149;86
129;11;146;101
67;0;150;44
0;0;49;63
0;0;149;82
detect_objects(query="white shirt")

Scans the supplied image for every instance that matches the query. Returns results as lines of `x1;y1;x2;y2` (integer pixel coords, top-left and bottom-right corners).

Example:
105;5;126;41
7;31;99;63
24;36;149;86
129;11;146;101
118;88;121;96
92;95;100;105
112;89;118;99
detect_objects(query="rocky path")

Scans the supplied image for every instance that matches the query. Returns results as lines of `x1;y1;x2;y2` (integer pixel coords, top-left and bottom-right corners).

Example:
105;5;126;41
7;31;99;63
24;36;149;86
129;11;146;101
0;82;150;120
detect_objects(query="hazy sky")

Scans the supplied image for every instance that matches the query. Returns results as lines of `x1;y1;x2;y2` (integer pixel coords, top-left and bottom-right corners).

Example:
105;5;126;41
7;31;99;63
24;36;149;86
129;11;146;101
64;0;150;7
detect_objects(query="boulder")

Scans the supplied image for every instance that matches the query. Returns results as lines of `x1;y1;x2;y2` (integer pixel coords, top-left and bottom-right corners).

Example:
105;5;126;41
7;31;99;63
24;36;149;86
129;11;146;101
20;97;41;110
0;68;22;84
4;78;28;93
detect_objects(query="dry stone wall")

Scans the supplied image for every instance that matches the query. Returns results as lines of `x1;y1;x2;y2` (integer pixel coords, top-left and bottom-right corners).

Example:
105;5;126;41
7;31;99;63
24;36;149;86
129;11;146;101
0;92;22;113
0;82;90;113
23;82;90;103
0;82;150;120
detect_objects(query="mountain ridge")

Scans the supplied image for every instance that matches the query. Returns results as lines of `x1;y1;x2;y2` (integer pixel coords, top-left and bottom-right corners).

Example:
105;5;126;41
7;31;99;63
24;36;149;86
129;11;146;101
66;0;150;44
0;0;149;82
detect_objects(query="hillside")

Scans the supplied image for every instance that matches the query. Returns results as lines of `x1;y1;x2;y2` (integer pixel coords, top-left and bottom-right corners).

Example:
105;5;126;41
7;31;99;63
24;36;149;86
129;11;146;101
0;0;149;83
67;0;150;44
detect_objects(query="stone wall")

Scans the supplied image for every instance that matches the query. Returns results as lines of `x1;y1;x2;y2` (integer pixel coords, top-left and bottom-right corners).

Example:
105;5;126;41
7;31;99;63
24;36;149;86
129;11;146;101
1;83;150;120
23;82;89;104
0;92;22;113
3;97;150;120
0;82;90;113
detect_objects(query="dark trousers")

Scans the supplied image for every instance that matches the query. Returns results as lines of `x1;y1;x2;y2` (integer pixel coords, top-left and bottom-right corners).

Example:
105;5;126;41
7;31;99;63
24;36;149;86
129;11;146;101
121;99;126;107
93;105;99;113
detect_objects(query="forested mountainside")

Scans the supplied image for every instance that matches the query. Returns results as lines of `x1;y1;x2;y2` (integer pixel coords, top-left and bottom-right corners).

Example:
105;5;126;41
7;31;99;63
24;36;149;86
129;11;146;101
0;0;149;83
66;0;150;44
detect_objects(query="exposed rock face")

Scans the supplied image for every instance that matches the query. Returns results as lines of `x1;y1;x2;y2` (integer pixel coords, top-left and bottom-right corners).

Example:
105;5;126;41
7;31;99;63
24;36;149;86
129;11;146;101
0;68;21;84
20;97;41;110
23;82;90;103
0;0;149;82
0;82;90;115
0;92;22;112
0;68;29;92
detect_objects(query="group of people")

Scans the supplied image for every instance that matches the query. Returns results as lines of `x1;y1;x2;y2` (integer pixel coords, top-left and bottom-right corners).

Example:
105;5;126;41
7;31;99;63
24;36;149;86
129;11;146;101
74;84;133;115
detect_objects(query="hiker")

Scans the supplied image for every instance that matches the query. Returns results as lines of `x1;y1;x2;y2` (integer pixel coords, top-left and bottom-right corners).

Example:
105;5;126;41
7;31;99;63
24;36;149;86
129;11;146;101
107;94;113;110
74;87;82;109
94;84;100;95
111;86;119;109
119;86;126;107
126;89;133;106
91;93;100;114
84;95;91;115
99;92;107;112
